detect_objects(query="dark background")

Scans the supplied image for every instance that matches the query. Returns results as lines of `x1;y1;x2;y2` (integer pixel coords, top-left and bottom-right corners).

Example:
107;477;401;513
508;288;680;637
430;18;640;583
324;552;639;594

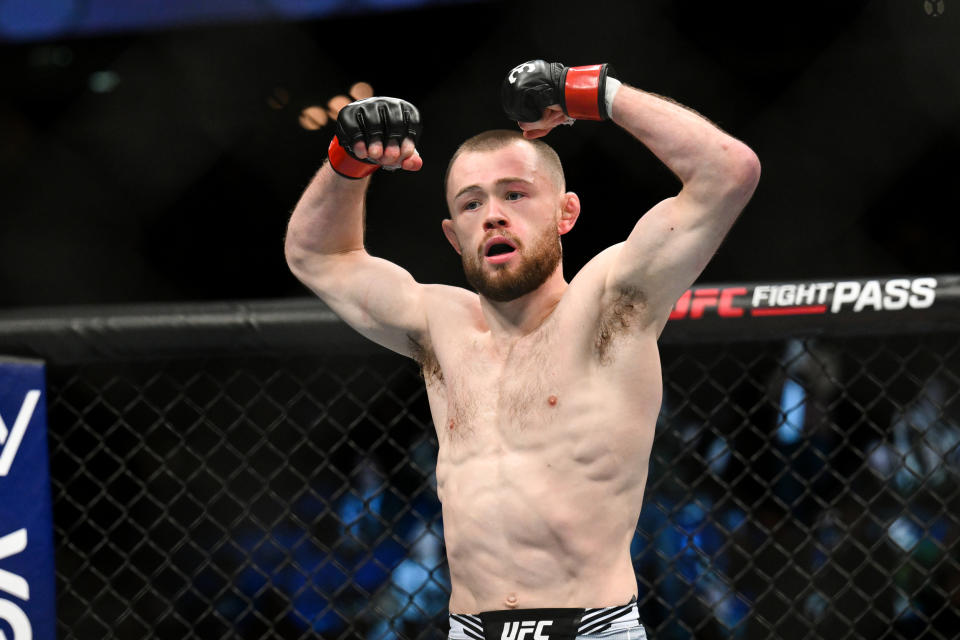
1;0;958;309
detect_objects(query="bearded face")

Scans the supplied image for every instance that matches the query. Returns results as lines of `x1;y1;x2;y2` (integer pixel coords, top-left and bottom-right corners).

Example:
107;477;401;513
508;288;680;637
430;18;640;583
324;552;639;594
460;222;562;302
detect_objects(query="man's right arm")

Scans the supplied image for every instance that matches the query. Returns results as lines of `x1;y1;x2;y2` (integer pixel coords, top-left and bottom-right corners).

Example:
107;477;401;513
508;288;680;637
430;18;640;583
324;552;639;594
284;98;427;359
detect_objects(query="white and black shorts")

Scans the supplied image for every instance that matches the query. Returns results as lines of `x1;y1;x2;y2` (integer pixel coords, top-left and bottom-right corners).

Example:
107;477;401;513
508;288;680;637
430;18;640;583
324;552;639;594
448;597;646;640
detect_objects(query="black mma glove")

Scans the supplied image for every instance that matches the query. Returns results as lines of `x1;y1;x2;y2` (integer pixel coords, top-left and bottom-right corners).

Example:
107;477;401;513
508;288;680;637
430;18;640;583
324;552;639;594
501;60;618;123
328;97;422;179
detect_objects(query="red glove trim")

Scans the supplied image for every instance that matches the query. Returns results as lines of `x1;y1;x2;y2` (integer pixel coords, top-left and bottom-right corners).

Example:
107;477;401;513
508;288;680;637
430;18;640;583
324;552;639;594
563;64;605;121
328;137;379;179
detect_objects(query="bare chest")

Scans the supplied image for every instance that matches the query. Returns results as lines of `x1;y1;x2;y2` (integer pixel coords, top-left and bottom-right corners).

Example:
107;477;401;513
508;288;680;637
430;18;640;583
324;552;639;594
417;286;659;453
424;320;591;449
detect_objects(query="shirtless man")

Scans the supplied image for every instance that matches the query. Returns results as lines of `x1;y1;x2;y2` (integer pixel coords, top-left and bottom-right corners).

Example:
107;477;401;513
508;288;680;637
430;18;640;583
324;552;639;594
284;60;760;640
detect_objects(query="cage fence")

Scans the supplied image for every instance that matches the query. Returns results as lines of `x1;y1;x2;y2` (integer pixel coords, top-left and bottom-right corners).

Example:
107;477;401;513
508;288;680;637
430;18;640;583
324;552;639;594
0;279;958;640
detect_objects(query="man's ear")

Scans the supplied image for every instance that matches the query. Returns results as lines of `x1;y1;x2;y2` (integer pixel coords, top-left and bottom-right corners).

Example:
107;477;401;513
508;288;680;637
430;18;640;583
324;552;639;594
441;218;462;255
557;192;581;236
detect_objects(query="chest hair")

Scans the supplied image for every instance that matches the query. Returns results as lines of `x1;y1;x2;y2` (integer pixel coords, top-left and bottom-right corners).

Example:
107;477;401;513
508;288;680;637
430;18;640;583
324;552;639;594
410;335;475;442
496;325;557;429
411;287;645;440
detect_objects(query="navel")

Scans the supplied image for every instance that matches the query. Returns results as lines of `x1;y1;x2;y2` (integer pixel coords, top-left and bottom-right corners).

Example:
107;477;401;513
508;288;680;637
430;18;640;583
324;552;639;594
504;593;519;608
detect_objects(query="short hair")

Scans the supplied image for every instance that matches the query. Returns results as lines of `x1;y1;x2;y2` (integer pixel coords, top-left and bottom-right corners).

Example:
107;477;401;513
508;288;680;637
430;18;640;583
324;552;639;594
444;130;565;203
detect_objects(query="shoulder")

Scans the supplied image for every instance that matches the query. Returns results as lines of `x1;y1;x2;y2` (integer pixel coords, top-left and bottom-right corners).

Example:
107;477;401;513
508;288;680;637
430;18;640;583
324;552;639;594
423;284;480;314
421;283;483;339
411;284;481;382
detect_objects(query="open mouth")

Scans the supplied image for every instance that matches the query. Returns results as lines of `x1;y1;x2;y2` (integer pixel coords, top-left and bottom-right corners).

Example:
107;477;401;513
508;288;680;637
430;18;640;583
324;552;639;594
483;238;518;263
486;243;515;257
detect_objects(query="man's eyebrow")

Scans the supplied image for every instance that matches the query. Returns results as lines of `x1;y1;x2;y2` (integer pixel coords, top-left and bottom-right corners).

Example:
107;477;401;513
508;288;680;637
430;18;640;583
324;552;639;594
453;177;533;202
497;177;533;187
453;184;483;201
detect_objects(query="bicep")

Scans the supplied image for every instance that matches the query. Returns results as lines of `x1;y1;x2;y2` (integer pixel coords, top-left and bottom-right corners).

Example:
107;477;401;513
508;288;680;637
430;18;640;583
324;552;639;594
604;189;747;331
290;249;428;357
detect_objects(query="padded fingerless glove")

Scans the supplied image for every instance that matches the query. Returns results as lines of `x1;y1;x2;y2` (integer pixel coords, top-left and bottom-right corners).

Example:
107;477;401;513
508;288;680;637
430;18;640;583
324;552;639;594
501;60;618;122
329;97;422;179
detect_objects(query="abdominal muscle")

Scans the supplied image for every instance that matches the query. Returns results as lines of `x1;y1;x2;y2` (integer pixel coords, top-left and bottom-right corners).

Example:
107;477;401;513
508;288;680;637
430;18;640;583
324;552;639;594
419;284;664;614
431;381;658;614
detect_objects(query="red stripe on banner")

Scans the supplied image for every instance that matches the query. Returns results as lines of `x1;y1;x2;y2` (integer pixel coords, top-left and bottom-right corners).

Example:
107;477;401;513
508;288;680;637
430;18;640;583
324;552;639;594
751;305;828;316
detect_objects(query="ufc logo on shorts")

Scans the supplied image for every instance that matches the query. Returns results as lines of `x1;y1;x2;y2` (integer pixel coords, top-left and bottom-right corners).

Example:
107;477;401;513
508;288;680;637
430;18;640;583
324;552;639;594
501;620;552;640
508;62;536;84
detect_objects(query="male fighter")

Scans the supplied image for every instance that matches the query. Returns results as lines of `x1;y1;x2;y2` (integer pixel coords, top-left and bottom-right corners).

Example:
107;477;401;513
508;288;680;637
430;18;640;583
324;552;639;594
284;61;760;640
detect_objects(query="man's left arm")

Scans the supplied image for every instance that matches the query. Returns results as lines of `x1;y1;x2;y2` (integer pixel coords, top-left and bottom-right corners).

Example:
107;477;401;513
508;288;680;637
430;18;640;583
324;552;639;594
599;84;761;334
504;61;760;334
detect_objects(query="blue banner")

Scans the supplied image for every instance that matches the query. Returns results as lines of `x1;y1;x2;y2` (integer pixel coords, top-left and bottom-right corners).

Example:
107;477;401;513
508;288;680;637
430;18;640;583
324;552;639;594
0;359;55;640
0;0;481;42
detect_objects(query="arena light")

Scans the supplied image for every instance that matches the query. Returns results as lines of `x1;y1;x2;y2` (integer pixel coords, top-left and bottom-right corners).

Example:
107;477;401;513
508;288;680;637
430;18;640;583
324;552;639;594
325;95;351;121
267;87;289;110
298;106;327;130
299;82;373;131
348;82;373;101
88;70;120;93
923;0;946;16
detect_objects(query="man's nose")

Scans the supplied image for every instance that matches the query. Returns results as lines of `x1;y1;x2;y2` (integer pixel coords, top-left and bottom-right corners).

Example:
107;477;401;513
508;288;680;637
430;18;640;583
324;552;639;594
483;203;509;230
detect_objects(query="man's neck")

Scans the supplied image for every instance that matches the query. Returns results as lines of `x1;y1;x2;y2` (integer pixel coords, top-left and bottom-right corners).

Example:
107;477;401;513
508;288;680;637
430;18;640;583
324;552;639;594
478;268;568;340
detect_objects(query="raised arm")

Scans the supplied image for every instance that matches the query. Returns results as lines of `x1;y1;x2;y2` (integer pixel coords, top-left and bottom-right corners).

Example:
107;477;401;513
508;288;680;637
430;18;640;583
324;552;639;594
600;83;760;333
284;97;427;357
504;61;760;335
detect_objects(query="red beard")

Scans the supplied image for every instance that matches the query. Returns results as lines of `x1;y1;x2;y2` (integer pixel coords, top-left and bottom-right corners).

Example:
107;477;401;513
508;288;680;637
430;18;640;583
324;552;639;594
462;225;562;302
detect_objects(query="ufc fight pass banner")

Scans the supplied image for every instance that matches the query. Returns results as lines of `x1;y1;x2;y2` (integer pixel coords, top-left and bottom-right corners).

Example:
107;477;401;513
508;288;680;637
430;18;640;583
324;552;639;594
0;359;55;640
664;274;960;340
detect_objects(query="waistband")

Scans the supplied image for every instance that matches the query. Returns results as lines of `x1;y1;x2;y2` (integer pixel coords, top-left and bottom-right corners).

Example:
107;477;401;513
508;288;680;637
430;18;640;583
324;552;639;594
449;597;642;640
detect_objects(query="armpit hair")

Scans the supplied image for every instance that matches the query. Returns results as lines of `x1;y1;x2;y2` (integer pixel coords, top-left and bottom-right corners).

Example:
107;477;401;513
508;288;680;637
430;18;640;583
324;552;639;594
595;286;646;364
408;335;443;384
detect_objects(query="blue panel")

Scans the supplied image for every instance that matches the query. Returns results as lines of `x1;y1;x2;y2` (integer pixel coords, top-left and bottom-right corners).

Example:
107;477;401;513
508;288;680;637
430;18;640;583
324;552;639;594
0;359;55;640
0;0;476;41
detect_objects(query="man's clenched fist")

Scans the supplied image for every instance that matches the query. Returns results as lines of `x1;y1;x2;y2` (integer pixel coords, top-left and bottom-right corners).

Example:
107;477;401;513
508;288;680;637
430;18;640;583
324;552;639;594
328;97;423;179
501;60;619;138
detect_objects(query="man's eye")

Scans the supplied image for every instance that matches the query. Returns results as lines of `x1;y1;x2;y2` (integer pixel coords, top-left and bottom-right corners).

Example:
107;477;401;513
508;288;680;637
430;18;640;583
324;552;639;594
506;192;524;201
463;201;480;211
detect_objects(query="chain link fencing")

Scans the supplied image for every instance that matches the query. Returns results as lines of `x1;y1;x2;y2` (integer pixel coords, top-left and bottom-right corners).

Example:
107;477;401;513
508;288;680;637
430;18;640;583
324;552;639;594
2;294;958;639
